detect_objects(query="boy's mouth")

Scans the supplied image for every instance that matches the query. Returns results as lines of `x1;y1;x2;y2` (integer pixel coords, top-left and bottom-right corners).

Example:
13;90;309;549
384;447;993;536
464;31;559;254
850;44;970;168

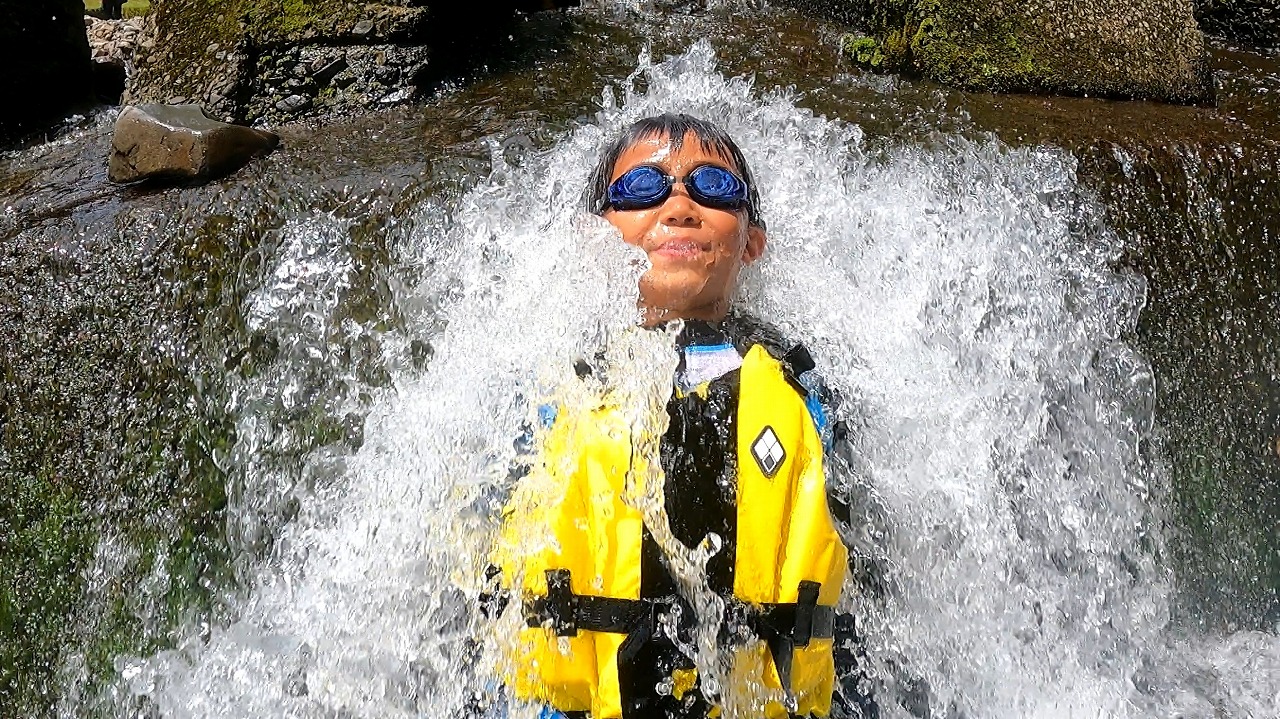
652;238;705;261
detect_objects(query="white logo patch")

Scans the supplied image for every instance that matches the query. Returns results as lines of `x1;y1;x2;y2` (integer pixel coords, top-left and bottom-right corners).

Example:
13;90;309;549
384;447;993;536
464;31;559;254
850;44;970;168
751;426;786;478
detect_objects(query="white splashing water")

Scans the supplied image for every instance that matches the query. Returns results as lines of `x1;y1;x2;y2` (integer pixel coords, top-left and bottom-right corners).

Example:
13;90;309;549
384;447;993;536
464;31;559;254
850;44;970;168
109;42;1280;719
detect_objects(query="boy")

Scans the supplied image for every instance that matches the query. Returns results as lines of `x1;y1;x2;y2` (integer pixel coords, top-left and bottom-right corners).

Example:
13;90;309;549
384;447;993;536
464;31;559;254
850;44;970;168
490;114;872;719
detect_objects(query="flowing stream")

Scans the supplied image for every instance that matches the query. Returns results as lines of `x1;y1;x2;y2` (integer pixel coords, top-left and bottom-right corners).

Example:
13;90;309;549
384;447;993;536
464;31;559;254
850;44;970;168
2;3;1278;718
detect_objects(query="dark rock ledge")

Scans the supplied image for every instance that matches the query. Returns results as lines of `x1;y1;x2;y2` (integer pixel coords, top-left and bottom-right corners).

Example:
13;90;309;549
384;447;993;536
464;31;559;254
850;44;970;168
123;0;577;125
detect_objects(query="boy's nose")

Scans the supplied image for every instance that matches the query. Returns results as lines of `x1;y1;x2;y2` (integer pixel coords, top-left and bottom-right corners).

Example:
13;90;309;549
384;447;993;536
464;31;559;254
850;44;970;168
661;188;701;227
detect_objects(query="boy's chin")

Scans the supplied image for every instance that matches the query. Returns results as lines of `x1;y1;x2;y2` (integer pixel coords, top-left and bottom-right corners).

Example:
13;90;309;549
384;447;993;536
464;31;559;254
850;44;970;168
637;288;726;325
639;278;696;310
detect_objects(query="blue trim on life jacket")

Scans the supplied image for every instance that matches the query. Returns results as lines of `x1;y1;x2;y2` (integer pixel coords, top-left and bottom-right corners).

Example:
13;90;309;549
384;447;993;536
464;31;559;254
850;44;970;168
798;371;833;451
684;342;737;354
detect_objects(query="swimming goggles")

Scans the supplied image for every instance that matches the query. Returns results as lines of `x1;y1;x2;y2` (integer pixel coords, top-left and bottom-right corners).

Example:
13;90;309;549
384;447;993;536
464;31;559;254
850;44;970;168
606;164;750;213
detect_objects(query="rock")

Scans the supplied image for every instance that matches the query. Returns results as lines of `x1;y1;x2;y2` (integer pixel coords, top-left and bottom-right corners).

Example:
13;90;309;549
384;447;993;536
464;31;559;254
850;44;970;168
803;0;1215;104
123;0;580;124
0;0;95;142
311;57;348;83
86;16;146;76
331;69;358;89
275;94;310;113
1196;0;1280;49
374;64;401;85
379;87;413;104
108;104;280;184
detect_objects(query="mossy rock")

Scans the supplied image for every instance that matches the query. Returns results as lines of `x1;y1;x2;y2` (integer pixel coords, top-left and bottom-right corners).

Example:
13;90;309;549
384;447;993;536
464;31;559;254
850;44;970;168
821;0;1215;104
123;0;575;124
124;0;433;122
841;34;884;66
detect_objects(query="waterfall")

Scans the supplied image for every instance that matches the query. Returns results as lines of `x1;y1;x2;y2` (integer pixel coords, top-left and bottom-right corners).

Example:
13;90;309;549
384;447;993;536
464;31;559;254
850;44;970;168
29;38;1279;719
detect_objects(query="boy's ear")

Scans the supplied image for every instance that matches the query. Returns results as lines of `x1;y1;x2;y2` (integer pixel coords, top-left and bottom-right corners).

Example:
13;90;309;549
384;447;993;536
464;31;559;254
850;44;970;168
743;225;766;265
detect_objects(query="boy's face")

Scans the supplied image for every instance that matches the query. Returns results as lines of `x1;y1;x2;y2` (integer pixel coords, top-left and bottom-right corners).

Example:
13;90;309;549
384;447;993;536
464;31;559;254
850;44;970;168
603;132;766;326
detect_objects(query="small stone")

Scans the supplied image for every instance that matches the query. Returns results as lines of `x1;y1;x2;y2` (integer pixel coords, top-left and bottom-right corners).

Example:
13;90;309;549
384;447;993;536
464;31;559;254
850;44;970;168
275;94;310;113
108;104;280;184
311;57;348;83
331;70;357;89
378;87;412;105
352;19;375;36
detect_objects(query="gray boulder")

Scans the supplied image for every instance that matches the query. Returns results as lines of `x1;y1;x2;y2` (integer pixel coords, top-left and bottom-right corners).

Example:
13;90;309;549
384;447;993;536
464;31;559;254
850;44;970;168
0;0;94;142
108;104;280;184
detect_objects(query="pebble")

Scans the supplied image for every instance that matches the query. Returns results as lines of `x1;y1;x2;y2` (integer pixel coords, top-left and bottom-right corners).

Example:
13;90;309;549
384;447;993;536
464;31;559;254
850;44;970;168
378;87;412;105
276;94;310;113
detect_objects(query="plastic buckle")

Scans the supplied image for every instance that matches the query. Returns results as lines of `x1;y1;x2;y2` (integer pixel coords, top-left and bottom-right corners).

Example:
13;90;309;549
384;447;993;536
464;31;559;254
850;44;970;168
544;569;578;637
793;580;820;646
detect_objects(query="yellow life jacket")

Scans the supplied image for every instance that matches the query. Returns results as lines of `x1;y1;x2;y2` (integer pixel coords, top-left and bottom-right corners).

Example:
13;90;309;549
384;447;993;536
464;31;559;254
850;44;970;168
494;344;848;719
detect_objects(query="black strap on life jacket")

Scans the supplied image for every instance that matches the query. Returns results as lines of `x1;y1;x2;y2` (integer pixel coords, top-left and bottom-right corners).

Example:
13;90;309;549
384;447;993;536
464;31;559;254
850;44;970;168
779;343;816;399
523;569;835;693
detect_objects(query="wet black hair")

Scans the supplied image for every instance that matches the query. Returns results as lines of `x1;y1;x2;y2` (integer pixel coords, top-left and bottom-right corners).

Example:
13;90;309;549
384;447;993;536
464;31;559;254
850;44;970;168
585;113;765;229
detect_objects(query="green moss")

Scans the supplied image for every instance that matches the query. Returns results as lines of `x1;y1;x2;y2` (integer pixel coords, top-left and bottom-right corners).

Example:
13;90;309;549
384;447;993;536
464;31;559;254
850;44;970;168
841;0;1053;94
133;0;245;100
83;0;151;15
0;466;94;714
0;404;238;716
841;34;882;66
0;193;268;716
246;0;326;42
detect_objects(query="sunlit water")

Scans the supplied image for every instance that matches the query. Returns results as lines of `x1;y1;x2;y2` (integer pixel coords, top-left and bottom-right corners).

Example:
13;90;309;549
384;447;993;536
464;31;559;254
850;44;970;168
85;43;1280;718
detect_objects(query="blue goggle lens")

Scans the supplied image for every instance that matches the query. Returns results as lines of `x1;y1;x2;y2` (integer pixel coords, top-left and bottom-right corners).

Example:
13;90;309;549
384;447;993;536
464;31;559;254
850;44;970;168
613;166;669;205
688;165;743;201
607;165;748;212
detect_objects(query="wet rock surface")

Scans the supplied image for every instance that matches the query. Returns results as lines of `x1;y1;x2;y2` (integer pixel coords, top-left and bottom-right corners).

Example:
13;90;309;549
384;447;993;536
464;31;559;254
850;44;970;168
0;0;94;142
796;0;1215;103
123;0;578;124
1196;0;1280;49
108;104;280;184
253;43;429;122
